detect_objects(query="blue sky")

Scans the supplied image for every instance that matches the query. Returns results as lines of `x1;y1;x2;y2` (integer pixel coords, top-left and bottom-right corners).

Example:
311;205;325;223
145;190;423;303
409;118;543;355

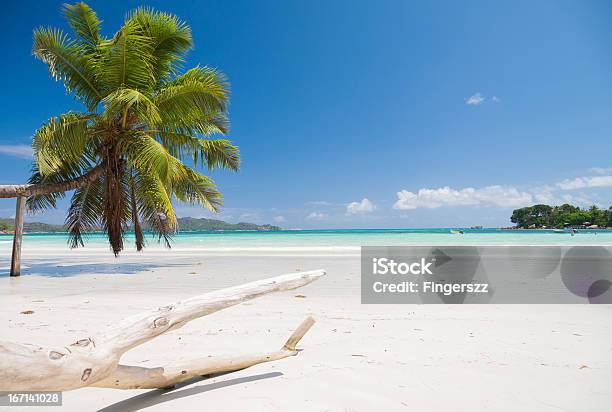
1;0;612;228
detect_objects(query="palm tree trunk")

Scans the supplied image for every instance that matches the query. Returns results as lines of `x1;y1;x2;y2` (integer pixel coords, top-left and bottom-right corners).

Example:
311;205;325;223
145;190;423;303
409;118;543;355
10;196;25;277
104;154;125;256
130;173;144;251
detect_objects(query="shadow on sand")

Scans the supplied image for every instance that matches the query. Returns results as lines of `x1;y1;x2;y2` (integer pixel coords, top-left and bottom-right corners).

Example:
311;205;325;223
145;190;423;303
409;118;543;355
0;258;192;278
96;372;283;411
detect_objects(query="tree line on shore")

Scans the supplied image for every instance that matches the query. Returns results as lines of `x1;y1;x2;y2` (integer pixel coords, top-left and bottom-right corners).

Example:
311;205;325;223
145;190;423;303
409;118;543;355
0;220;13;233
0;217;279;234
511;204;612;229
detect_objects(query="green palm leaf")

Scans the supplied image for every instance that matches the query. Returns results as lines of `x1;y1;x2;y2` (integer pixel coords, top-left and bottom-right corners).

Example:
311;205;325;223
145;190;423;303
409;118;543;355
156;131;239;170
33;27;102;110
133;169;177;247
127;7;192;81
65;174;104;248
26;162;82;212
171;163;222;212
154;66;229;135
32;113;94;175
102;88;161;127
119;131;177;183
62;2;102;52
97;20;156;92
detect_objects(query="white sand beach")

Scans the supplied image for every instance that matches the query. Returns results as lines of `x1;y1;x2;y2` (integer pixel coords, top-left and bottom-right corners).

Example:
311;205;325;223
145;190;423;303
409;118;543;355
1;245;611;411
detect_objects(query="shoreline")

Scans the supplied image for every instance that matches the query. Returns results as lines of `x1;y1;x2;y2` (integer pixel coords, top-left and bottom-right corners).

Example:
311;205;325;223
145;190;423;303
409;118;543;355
2;226;612;235
3;243;612;256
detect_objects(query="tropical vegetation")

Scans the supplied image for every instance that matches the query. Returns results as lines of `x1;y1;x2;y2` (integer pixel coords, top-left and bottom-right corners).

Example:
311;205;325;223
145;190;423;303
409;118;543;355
174;217;279;231
0;217;278;234
21;2;239;254
511;204;612;229
0;218;64;233
0;220;13;233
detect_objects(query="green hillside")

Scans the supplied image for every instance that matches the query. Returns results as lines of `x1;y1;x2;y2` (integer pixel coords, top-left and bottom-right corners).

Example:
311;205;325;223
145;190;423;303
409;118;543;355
0;218;65;233
176;217;280;231
0;217;280;233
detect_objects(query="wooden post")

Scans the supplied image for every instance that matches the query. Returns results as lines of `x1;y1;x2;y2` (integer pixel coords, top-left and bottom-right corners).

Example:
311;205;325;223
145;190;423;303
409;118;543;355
10;196;25;277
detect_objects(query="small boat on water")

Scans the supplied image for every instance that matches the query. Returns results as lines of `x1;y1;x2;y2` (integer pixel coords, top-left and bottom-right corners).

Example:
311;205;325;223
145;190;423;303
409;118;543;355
450;230;464;234
552;229;565;233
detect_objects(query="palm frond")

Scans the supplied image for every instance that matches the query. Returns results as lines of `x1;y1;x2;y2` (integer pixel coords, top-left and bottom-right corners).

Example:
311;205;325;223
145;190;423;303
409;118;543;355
97;20;155;92
118;131;177;183
155;66;228;107
33;26;102;110
126;7;192;81
26;155;101;213
62;2;102;52
26;165;72;212
159;112;229;139
102;88;161;127
154;66;229;135
133;169;177;247
32;113;94;175
65;173;104;248
171;163;222;212
156;131;239;171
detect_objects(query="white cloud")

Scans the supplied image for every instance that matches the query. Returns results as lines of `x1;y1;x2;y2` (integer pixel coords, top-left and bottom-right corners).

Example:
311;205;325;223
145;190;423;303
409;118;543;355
273;215;285;223
529;186;559;204
556;176;612;190
561;193;594;206
528;186;594;206
589;167;612;175
346;198;375;215
393;185;533;210
0;144;33;159
306;212;326;221
491;96;500;102
392;170;612;212
465;92;485;105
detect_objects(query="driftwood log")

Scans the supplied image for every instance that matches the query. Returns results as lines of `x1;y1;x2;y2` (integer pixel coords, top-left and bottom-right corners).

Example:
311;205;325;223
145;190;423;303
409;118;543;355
0;269;325;391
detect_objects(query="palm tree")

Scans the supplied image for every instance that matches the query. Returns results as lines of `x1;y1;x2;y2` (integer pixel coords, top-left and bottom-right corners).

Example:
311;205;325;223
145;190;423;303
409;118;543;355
20;2;239;255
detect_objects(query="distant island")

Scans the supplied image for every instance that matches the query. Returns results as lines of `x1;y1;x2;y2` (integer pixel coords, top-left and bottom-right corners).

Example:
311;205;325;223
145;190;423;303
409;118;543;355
0;217;280;234
510;204;612;229
0;219;65;234
174;217;280;231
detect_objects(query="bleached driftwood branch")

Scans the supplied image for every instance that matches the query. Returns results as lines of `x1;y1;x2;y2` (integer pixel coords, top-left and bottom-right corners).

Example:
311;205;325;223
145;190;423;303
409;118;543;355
0;270;325;391
92;316;316;390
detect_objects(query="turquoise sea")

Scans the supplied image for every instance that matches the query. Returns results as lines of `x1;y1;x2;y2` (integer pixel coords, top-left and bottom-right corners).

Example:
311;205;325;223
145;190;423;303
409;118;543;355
2;228;612;250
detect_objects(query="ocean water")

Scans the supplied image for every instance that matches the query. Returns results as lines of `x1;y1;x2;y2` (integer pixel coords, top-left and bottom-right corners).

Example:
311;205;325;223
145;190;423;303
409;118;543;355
2;228;612;251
